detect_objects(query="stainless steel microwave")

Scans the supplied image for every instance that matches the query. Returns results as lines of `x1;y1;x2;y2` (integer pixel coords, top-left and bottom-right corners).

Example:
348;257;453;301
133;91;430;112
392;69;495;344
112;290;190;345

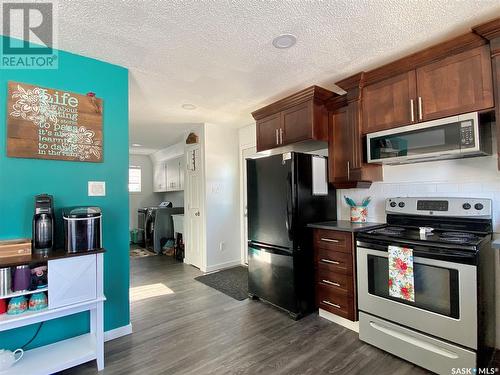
366;112;492;165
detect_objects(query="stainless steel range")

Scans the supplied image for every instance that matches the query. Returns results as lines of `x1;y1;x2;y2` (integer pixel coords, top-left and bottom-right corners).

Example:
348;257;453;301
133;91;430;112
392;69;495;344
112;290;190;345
356;197;496;374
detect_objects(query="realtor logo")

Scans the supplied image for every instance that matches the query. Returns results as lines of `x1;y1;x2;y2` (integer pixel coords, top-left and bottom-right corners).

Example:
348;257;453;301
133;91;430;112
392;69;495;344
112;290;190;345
1;1;58;69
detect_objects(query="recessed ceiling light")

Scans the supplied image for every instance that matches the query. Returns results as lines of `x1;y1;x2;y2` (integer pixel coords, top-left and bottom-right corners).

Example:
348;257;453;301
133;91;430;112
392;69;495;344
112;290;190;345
132;143;142;147
182;103;197;110
272;34;297;49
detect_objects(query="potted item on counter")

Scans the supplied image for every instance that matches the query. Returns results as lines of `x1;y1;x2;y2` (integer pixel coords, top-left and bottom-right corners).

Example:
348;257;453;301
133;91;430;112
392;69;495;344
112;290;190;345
344;196;371;223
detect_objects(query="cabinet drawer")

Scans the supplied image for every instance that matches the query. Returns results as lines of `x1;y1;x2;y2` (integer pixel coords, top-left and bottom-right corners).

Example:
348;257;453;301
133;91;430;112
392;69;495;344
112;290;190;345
314;229;352;253
317;267;353;296
317;284;354;320
315;248;352;274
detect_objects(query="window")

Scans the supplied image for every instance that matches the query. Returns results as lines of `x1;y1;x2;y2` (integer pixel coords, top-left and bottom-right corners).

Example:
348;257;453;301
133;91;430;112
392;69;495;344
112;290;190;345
129;167;142;192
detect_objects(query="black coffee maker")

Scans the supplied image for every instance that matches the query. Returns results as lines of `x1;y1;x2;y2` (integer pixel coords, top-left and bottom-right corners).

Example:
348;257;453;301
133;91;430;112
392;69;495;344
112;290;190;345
32;194;54;253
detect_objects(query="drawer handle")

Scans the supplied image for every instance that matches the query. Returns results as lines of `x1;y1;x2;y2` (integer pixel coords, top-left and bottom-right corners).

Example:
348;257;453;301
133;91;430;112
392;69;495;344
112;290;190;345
322;279;341;287
320;238;339;243
322;300;341;309
369;321;459;359
320;258;340;265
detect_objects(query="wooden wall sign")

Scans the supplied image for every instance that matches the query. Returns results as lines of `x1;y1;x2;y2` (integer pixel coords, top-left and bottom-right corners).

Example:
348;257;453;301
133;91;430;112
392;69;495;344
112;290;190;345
6;81;103;162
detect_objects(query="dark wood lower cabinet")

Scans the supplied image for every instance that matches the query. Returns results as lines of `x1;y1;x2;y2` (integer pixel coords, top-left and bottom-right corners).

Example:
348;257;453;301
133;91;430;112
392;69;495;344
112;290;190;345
317;285;355;320
313;229;357;321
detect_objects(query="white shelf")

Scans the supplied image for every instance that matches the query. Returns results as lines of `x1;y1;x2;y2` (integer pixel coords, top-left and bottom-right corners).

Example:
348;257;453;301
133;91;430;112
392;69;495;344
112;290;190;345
0;296;105;332
2;333;96;375
0;287;48;300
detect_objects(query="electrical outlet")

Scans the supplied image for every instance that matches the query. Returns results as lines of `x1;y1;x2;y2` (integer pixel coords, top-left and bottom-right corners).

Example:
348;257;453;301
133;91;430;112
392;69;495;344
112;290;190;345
219;241;225;251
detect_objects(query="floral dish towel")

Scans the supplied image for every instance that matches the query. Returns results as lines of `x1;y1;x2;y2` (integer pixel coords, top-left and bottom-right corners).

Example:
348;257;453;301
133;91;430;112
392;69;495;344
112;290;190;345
388;245;415;302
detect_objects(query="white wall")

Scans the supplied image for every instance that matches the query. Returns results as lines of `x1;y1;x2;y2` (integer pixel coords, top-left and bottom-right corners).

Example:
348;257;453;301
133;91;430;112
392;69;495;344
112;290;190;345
129;154;163;230
150;141;184;164
204;123;241;271
162;191;184;207
238;123;256;149
337;152;500;347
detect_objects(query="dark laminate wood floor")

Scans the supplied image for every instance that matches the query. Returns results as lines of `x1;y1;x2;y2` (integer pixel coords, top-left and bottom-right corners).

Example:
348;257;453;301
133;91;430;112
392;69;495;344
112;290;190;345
63;255;431;375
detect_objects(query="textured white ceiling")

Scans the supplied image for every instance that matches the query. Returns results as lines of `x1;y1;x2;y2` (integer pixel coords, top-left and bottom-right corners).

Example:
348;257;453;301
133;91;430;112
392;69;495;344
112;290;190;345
55;1;500;150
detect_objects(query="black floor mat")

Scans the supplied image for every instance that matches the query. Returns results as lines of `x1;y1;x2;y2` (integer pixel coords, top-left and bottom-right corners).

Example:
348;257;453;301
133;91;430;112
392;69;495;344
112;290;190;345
195;266;248;301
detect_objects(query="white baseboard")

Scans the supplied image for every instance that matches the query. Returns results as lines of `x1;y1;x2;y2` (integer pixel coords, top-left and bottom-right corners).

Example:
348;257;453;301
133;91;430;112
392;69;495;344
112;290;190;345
204;259;242;273
318;308;359;333
104;323;133;342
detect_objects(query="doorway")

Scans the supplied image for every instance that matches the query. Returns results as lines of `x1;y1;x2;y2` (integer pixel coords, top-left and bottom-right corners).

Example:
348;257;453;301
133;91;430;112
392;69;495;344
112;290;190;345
240;146;257;265
184;144;204;269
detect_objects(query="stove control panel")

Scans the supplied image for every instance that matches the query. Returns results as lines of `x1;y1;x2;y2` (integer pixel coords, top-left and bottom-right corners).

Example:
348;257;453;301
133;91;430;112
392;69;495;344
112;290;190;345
386;197;492;218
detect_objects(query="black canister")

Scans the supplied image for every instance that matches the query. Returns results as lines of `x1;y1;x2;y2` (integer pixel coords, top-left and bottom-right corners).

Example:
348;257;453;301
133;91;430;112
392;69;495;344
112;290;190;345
62;207;102;253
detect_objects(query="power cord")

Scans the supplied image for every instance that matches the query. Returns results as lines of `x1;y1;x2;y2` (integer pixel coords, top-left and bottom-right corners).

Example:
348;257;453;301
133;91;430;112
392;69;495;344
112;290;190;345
22;322;44;350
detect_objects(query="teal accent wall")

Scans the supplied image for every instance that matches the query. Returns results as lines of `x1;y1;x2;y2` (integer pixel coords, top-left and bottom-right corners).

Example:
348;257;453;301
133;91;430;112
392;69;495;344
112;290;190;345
0;36;129;349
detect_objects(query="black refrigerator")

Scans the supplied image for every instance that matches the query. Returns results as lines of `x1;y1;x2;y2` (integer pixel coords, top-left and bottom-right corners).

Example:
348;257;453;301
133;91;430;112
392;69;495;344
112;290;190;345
247;152;336;319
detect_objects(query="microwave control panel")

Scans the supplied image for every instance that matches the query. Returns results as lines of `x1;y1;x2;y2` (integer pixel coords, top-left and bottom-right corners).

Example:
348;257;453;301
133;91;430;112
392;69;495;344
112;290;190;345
460;120;475;148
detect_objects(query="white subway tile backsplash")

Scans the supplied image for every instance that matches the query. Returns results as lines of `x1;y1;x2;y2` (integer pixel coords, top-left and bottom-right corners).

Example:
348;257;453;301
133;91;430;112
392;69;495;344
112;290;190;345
407;184;437;195
381;184;399;195
482;182;500;192
436;183;460;194
459;183;483;194
338;155;500;233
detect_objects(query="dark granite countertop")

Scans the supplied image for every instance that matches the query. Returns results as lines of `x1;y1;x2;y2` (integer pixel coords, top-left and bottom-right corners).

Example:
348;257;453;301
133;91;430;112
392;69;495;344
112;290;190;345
0;248;105;268
307;220;385;232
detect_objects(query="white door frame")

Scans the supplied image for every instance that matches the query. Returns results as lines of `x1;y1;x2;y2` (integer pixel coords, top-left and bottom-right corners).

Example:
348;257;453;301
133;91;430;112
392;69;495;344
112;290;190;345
239;145;257;265
184;143;206;271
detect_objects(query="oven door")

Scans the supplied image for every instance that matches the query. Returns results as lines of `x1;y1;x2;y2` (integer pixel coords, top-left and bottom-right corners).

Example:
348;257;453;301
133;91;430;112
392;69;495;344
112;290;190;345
357;246;477;349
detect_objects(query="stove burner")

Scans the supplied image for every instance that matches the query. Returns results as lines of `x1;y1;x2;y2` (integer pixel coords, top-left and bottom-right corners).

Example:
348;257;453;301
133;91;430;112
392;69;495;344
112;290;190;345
440;232;475;239
439;237;470;244
439;232;478;244
373;226;406;236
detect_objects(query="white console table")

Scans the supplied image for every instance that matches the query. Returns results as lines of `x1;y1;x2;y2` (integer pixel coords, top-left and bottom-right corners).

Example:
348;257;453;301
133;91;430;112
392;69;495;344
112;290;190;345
0;251;105;374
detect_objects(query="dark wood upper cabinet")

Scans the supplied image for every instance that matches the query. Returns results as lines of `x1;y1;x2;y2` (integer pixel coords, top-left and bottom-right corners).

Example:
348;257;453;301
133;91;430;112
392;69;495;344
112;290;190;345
256;112;281;151
416;45;494;121
252;86;335;152
327;94;383;188
359;44;494;134
281;101;313;144
362;71;417;133
329;108;351;184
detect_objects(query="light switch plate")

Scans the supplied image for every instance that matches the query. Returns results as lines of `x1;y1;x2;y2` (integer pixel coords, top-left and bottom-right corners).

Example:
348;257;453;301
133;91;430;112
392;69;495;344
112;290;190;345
88;181;106;196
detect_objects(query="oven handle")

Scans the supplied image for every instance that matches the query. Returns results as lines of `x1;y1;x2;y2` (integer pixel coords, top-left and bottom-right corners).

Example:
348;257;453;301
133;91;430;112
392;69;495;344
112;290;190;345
356;246;466;269
356;240;477;264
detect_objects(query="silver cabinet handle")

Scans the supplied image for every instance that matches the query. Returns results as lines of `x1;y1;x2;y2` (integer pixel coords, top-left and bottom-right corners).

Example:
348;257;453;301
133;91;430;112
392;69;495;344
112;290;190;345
322;300;341;309
410;99;415;122
279;128;283;145
322;279;341;287
347;161;350;181
418;96;423;121
320;258;340;265
275;129;279;145
320;238;339;243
